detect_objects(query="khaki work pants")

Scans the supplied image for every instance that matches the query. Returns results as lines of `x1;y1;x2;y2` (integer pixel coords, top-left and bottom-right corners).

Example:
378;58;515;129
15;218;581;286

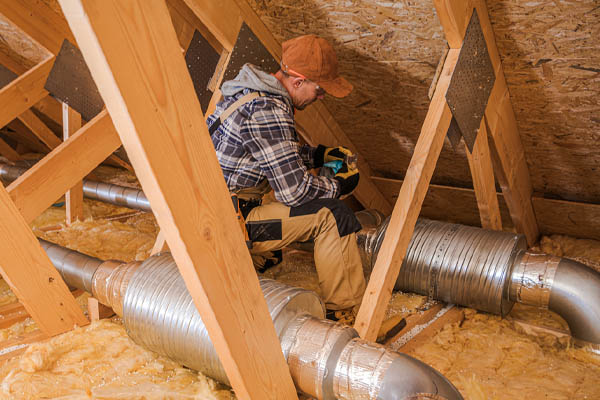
246;198;366;310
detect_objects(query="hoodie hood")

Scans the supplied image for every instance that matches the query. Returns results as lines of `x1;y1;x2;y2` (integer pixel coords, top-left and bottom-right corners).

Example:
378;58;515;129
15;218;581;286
221;64;291;103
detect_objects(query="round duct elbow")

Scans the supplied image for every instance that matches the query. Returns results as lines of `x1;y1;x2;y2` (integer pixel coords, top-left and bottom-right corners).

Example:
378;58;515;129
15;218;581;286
549;259;600;349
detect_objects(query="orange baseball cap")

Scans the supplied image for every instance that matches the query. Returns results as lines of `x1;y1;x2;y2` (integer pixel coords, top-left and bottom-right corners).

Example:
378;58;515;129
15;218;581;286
281;35;353;98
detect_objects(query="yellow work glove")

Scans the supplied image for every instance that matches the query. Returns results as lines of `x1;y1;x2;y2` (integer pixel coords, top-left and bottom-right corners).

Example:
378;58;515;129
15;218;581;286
314;144;354;167
334;163;360;196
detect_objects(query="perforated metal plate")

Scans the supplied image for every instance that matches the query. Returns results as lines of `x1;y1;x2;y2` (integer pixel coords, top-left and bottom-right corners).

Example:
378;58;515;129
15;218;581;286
185;30;221;113
222;23;280;83
45;40;104;121
445;9;495;152
446;117;463;151
0;64;17;89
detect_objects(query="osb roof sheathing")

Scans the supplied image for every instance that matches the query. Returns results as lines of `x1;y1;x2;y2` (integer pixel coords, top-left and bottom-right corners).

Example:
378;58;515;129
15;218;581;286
247;0;600;204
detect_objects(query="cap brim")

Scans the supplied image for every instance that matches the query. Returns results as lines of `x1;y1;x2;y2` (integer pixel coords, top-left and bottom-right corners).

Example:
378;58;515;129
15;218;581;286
318;76;353;98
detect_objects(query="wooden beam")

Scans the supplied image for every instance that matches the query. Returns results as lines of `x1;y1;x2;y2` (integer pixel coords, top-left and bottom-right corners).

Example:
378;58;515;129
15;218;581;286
151;230;169;255
0;137;22;161
383;302;444;346
0;57;54;129
87;297;114;322
62;103;83;224
433;0;539;245
182;0;392;215
486;80;539;245
0;0;75;55
5;120;50;154
0;330;49;362
354;49;459;341
17;109;62;150
8;111;121;223
33;96;64;126
398;306;464;354
0;181;88;335
59;1;298;398
465;117;502;230
372;176;600;242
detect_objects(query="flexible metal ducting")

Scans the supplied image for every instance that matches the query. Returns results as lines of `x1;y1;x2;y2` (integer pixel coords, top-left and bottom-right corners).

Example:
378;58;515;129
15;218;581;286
39;239;462;400
360;214;600;351
0;164;150;212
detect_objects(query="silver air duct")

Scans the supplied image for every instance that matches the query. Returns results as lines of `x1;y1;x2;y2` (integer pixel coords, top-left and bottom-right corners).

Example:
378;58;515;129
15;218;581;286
360;215;600;351
0;164;150;212
39;239;463;400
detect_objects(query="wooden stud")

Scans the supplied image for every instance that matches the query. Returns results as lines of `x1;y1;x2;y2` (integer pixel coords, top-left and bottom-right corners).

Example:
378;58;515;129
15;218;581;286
0;57;54;130
17;109;62;150
354;49;460;341
62;103;84;224
0;181;88;335
8;111;121;224
59;1;298;398
465;117;502;230
0;137;22;161
151;230;169;255
87;297;114;322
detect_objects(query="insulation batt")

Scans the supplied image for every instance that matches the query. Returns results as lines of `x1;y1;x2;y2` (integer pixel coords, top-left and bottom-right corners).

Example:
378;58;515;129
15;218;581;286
0;165;598;399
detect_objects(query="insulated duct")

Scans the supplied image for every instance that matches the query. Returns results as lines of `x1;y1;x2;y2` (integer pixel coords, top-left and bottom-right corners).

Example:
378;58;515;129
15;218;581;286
39;239;462;400
0;164;150;212
359;215;600;351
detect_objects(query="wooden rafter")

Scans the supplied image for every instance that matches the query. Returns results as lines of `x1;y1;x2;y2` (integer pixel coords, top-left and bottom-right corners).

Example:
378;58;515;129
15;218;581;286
0;136;21;161
7;111;121;224
354;49;460;341
0;57;53;129
59;1;298;398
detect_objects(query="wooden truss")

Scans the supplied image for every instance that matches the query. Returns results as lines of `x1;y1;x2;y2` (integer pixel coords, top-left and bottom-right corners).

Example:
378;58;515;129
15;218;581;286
354;0;540;340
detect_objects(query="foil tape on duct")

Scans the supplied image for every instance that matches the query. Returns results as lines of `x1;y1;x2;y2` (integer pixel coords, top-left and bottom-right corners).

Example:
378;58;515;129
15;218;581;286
122;253;324;385
368;218;526;316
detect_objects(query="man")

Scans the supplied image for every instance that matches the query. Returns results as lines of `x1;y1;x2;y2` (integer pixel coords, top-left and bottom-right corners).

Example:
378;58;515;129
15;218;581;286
207;35;365;317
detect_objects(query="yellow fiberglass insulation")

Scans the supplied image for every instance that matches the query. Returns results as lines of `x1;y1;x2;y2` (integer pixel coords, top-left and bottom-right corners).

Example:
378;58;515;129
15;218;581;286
0;165;598;399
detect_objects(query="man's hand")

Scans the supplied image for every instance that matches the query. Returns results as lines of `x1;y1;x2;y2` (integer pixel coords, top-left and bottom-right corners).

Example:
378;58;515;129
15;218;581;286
334;163;359;196
314;144;354;167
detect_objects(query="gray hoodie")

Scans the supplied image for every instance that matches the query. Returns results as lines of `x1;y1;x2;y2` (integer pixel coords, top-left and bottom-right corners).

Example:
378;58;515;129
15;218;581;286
221;63;292;105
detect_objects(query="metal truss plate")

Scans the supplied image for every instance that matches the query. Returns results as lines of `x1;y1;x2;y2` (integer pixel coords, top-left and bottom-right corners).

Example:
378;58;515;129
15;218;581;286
445;9;495;152
0;64;17;89
45;40;104;121
185;30;221;113
446;117;463;151
222;22;280;83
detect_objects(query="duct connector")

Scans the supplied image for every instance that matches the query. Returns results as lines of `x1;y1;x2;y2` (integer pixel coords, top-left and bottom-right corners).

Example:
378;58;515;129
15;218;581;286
39;239;463;400
0;163;151;212
359;213;600;351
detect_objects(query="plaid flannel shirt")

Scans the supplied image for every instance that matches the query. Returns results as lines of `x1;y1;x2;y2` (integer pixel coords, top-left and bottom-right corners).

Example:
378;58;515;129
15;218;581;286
207;89;339;207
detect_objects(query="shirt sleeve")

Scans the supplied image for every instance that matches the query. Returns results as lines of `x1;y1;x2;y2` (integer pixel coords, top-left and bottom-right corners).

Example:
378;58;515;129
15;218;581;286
240;104;339;207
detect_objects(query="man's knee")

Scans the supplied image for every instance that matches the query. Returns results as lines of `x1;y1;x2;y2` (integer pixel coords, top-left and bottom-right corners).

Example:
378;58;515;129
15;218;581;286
289;198;361;237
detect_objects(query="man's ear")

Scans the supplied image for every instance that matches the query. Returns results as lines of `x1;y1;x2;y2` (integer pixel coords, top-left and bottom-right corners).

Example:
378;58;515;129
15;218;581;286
291;77;304;89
